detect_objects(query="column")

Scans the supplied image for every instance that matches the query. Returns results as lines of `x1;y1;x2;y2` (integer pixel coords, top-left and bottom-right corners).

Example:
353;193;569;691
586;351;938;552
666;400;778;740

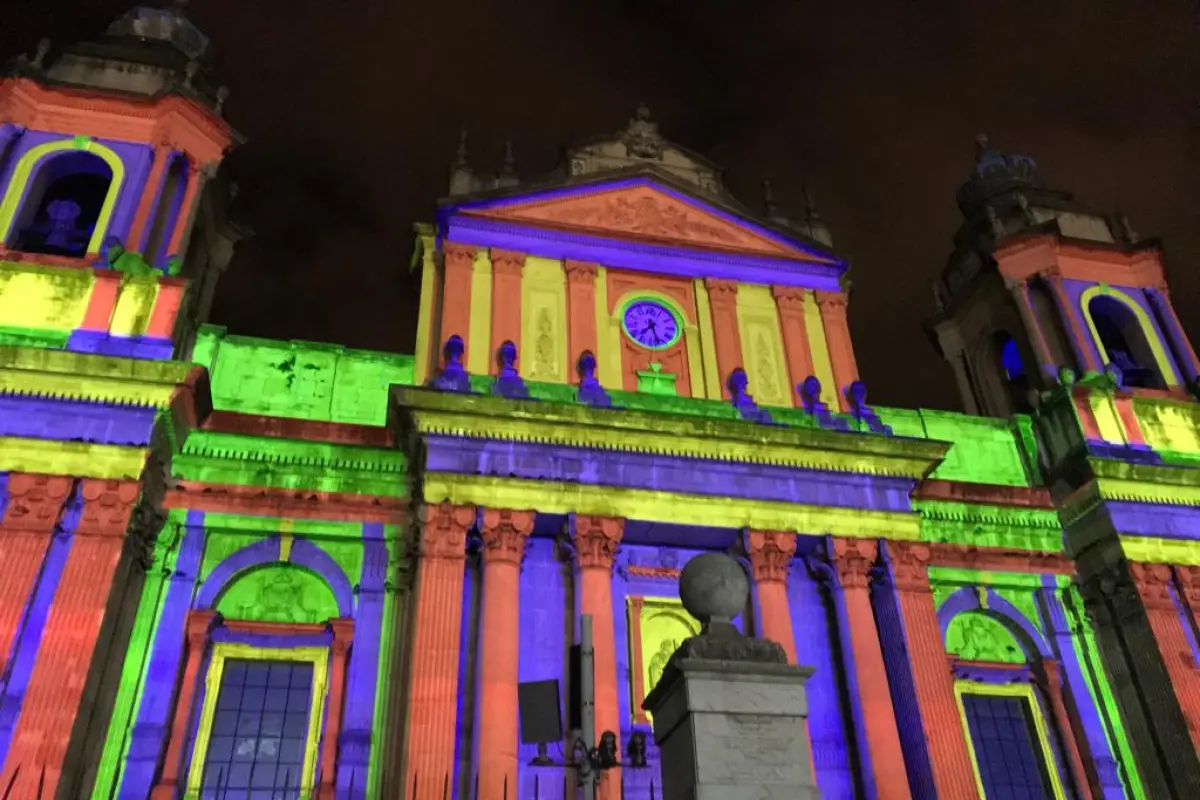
0;474;72;669
874;541;980;799
476;508;534;799
126;143;173;253
1043;271;1101;372
571;514;624;800
565;260;600;369
163;162;212;260
150;610;216;799
316;618;355;800
404;503;474;798
826;539;912;800
814;291;860;411
1035;660;1095;800
6;479;139;798
1147;285;1200;383
771;287;815;406
703;279;743;396
438;243;477;367
1129;563;1200;753
1005;278;1056;377
490;249;525;375
950;354;981;415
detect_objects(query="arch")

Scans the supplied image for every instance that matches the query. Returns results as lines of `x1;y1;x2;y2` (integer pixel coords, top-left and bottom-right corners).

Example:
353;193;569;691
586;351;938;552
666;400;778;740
1079;284;1180;388
214;563;340;624
937;586;1053;661
0;137;127;256
194;535;354;617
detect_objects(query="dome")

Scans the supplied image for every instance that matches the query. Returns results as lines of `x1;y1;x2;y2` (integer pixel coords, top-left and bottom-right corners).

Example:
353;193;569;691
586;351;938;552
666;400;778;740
955;134;1043;216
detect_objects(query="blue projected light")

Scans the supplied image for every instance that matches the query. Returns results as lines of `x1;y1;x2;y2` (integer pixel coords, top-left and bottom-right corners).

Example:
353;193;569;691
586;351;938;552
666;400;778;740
1000;336;1025;379
622;299;682;350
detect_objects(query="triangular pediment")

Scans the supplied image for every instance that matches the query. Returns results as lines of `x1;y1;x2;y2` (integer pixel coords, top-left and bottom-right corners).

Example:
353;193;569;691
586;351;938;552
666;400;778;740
454;179;838;264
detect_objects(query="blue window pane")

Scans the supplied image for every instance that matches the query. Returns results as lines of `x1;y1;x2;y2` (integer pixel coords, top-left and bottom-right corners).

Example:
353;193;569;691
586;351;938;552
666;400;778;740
964;693;1055;800
199;659;314;798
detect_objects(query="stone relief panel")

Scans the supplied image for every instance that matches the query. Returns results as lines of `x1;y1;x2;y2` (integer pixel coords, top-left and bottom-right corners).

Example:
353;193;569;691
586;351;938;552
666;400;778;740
626;596;700;723
521;256;568;382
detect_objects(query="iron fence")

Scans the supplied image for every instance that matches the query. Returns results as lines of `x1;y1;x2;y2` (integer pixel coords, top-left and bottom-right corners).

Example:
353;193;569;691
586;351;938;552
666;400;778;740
406;771;661;800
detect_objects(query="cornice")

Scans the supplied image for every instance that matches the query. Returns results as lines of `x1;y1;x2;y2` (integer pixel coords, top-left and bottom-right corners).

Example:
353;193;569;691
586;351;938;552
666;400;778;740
395;386;949;480
163;481;410;524
916;479;1055;509
202;410;395;448
0;344;204;409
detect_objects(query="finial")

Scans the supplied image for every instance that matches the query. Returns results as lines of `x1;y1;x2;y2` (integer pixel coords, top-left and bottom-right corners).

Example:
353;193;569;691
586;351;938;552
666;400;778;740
455;128;469;168
576;350;613;408
501;139;516;176
974;133;990;161
635;103;651;121
762;179;777;217
492;340;530;400
215;86;229;116
183;59;199;90
31;38;50;70
802;184;820;221
429;335;471;393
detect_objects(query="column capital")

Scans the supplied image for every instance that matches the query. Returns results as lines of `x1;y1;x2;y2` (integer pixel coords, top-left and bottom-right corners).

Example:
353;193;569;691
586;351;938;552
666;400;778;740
185;610;216;648
417;503;474;561
1129;561;1175;611
1;473;75;534
565;259;599;283
572;514;624;570
442;241;477;269
882;541;932;594
75;478;141;537
490;247;526;276
704;278;739;303
479;508;535;566
829;537;877;590
814;290;849;315
1174;565;1200;606
744;530;797;584
770;285;807;311
328;617;355;653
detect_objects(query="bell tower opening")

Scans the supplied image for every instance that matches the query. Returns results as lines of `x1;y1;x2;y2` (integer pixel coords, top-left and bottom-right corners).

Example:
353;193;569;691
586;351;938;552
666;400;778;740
1088;294;1162;388
142;152;189;266
10;151;113;257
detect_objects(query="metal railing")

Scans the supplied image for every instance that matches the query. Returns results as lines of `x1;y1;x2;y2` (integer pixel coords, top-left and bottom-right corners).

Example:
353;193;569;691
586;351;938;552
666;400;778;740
405;771;661;800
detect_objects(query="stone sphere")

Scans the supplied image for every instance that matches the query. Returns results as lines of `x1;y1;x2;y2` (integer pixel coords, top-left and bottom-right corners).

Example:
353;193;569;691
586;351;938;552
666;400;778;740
679;553;749;624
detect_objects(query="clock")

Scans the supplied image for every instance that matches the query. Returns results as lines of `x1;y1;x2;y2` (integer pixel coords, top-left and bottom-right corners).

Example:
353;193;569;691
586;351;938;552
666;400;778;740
622;299;681;350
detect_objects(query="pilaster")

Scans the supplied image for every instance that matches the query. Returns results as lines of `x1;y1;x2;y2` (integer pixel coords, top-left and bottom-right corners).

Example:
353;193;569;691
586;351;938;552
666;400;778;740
404;502;474;799
163;162;210;261
814;291;860;411
571;514;624;800
771;287;814;407
1005;277;1055;377
476;508;534;799
874;541;980;799
1147;285;1200;382
1044;271;1102;372
1035;660;1096;800
704;279;742;396
440;243;477;368
823;538;911;800
566;260;600;371
150;610;216;799
490;249;525;375
744;530;798;661
316;618;355;800
127;143;174;253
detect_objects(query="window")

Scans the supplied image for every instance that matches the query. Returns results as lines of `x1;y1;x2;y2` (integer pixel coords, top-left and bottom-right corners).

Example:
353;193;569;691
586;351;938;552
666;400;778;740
200;660;313;799
963;693;1055;800
10;151;113;257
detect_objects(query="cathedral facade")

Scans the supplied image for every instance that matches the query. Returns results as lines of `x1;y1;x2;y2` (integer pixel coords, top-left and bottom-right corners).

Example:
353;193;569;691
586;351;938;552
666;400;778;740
1;7;1199;800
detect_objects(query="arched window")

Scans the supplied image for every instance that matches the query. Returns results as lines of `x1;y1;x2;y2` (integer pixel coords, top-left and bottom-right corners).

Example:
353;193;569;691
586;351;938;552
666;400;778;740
1088;294;1162;388
9;151;113;257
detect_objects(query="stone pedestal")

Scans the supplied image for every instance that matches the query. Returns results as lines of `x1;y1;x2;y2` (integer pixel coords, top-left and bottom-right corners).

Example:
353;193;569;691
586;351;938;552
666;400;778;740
644;656;819;800
642;552;820;800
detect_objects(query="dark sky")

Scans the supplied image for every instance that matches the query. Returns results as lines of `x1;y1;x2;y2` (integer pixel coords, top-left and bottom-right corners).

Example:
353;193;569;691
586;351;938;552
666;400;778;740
7;2;1200;411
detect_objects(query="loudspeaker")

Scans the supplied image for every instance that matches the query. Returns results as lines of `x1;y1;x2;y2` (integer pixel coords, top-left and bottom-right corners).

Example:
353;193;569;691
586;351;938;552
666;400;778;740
517;679;563;745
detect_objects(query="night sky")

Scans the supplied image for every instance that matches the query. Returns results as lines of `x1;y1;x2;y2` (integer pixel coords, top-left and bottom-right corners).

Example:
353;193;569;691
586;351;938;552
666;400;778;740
6;1;1200;411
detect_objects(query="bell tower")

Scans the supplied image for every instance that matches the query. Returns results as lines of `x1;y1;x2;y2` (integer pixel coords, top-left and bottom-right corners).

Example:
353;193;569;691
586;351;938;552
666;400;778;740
925;135;1199;417
0;2;245;359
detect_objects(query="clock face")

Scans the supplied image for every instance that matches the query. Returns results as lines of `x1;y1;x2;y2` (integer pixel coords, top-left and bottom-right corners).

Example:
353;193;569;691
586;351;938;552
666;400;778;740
623;300;680;350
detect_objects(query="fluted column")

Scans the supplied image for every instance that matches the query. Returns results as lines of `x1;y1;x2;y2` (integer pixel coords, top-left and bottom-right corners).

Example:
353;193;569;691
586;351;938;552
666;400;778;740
476;508;534;799
824;539;911;800
814;291;860;411
490;249;525;375
571;515;624;800
875;541;980;799
151;610;216;799
771;287;815;407
704;279;743;395
404;503;474;798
